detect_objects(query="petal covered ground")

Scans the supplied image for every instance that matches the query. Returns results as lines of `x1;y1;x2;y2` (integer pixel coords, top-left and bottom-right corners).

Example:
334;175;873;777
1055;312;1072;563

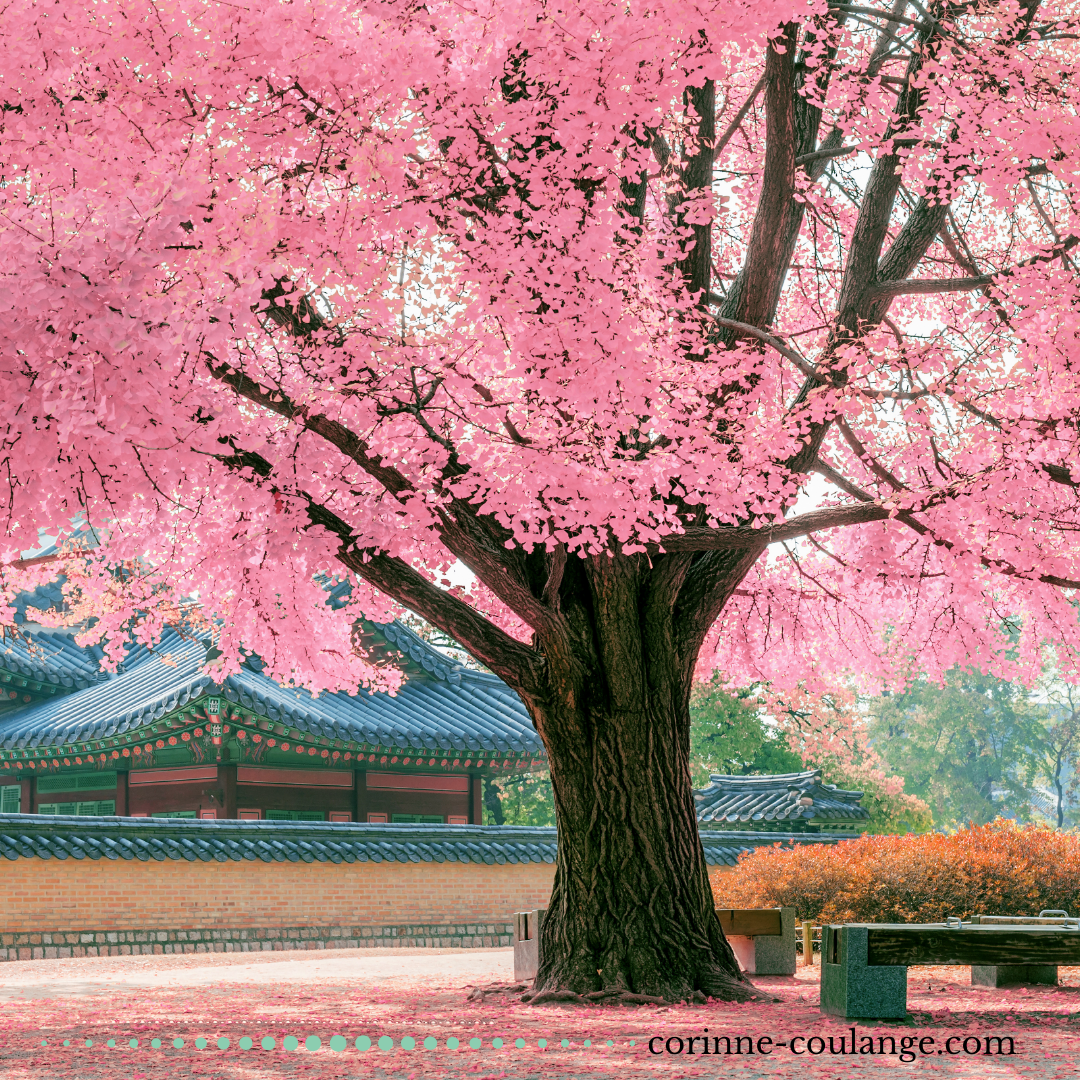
0;948;1078;1078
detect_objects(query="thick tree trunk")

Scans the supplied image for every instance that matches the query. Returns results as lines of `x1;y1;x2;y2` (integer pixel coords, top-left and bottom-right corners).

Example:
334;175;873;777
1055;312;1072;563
529;698;754;1002
521;552;765;1004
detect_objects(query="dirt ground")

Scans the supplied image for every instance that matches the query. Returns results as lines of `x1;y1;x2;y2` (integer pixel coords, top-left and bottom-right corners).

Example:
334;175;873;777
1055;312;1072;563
1;947;1078;1079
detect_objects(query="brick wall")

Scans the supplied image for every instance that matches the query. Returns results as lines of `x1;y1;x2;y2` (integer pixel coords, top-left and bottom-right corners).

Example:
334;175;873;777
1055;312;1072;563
0;857;554;962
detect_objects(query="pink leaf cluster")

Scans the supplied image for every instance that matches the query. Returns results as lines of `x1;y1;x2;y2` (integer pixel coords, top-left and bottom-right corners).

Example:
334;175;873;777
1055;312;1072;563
1;0;1079;693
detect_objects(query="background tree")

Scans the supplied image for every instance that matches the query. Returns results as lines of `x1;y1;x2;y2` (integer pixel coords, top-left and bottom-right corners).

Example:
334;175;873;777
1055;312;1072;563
4;0;1080;1002
689;679;804;785
485;773;557;827
691;678;932;832
1030;681;1080;827
867;669;1049;826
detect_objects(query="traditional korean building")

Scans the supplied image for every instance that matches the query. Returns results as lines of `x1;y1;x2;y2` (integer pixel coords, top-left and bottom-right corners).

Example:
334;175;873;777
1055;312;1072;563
0;582;869;833
0;593;546;823
0;577;876;962
694;770;870;832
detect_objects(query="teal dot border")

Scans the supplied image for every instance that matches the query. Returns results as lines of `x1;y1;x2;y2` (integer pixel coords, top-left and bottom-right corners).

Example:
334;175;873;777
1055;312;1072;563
37;1033;634;1052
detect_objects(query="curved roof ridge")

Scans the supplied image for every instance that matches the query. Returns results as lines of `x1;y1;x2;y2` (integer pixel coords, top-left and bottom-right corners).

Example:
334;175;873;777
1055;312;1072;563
0;815;860;867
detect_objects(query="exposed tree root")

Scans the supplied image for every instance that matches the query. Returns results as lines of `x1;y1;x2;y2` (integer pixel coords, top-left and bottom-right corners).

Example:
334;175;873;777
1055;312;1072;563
522;988;671;1006
465;982;529;1002
521;979;778;1007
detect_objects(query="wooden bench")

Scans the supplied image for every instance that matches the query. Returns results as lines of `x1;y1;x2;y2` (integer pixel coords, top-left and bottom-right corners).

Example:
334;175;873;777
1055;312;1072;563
511;906;795;982
968;911;1072;986
821;920;1080;1019
717;907;796;975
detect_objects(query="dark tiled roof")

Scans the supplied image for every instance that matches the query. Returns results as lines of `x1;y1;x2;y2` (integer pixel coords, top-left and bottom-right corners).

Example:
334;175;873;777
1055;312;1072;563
9;581;68;625
695;769;869;829
0;632;210;750
0;629;104;693
0;815;853;866
0;623;544;765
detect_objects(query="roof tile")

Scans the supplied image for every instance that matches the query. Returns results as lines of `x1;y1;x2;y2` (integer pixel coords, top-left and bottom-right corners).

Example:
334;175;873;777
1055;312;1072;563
0;815;855;867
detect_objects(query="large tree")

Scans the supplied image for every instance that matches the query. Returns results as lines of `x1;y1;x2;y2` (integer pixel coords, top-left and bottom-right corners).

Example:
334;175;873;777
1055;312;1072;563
3;0;1080;1002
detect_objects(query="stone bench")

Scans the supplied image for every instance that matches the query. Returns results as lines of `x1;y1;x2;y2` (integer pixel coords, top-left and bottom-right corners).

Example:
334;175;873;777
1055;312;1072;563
967;912;1071;987
717;907;796;975
821;919;1080;1020
512;908;546;982
511;906;795;982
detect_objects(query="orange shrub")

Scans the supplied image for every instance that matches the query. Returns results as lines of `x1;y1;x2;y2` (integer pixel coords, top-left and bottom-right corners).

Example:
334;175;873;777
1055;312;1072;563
714;822;1080;924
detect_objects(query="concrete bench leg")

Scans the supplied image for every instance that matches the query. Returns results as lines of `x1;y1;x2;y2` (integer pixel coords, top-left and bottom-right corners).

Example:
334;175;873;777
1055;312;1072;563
972;965;1058;987
728;907;797;976
513;909;546;983
820;926;907;1020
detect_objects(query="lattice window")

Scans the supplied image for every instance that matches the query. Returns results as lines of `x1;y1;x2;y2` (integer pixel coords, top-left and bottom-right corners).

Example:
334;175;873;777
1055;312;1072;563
37;771;118;794
38;800;116;816
0;785;20;814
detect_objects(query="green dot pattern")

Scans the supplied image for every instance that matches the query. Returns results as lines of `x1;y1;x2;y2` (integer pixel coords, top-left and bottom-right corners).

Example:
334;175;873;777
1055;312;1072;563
45;1029;639;1055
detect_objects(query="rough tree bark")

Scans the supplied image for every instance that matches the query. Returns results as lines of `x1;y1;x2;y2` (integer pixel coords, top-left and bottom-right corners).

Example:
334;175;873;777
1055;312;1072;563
521;550;764;1003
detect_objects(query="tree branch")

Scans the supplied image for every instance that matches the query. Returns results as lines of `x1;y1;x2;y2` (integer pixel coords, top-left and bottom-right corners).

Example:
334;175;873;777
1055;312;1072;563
709;316;819;379
714;75;766;161
814;457;1080;591
715;25;799;338
794;145;859;166
215;444;544;694
653;501;894;553
207;358;414;496
871;234;1080;299
432;507;566;637
870;274;996;296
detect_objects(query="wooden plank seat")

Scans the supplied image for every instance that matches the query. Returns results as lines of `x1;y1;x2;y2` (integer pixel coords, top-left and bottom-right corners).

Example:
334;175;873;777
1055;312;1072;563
942;912;1070;987
512;906;795;982
716;907;796;975
821;920;1080;1019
